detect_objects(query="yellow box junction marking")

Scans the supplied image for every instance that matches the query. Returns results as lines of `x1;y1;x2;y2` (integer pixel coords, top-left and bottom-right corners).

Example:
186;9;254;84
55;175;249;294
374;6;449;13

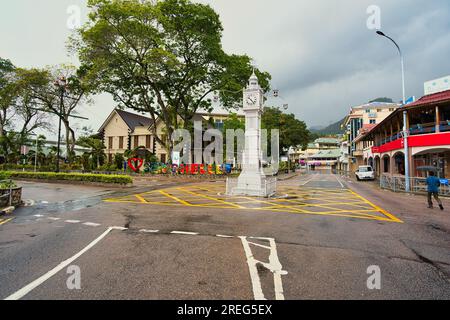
104;185;402;223
0;217;14;226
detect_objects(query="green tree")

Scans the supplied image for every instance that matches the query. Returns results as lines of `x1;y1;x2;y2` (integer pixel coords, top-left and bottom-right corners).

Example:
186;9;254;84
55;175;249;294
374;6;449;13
0;58;17;158
17;65;92;163
262;107;310;154
77;135;106;169
72;0;270;160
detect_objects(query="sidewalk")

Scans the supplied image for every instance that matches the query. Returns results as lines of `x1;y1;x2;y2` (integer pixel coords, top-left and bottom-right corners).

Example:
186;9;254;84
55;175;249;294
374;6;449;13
341;175;450;228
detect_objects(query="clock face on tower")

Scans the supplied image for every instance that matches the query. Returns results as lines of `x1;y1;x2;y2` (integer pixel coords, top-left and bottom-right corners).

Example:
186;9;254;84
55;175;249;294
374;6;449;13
245;93;259;107
246;95;257;106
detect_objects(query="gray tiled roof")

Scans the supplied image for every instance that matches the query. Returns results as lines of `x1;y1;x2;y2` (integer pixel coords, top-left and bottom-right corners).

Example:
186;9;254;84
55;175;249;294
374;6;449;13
116;109;153;129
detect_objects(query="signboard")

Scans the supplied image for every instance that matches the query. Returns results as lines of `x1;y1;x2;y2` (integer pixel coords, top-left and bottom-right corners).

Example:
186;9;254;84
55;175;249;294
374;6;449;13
20;145;29;155
405;96;416;105
172;151;181;166
424;75;450;95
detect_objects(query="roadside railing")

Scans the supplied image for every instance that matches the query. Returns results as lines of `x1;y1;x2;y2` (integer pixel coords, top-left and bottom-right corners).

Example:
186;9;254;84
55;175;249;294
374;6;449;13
226;176;277;198
0;180;13;207
380;174;450;196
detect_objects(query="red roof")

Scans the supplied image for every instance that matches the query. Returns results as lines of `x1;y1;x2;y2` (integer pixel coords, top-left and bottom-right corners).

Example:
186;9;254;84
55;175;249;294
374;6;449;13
353;124;377;143
406;89;450;108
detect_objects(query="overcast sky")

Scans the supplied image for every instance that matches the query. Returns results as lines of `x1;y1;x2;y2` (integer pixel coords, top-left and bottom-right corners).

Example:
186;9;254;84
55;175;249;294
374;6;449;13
1;0;450;136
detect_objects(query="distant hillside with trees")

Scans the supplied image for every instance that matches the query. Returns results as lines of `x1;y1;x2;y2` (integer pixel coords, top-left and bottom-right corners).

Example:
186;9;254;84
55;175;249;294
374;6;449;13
310;117;346;136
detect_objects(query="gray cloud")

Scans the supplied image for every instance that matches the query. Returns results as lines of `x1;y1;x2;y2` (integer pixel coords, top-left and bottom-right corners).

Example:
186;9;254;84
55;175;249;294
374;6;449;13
1;0;449;133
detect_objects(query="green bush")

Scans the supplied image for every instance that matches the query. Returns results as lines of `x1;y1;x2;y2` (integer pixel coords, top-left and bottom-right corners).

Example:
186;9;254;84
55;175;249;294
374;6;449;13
0;171;132;185
0;180;17;189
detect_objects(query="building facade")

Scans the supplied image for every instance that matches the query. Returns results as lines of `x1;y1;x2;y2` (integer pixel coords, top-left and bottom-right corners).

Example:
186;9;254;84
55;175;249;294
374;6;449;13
342;101;401;174
357;90;450;180
98;108;244;164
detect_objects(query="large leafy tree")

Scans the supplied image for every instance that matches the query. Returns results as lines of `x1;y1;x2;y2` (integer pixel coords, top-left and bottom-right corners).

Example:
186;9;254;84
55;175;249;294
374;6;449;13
72;0;271;159
262;107;310;154
0;58;16;140
17;65;91;162
0;58;50;162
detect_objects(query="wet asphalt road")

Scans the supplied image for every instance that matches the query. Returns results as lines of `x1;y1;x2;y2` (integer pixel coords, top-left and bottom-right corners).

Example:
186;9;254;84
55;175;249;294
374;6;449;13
0;174;450;300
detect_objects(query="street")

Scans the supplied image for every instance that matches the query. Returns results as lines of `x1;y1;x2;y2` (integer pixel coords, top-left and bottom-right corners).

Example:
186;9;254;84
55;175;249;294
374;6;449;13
1;174;449;300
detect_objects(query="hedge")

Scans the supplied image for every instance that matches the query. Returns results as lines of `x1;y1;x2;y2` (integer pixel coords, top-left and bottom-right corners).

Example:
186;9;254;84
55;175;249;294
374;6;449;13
0;171;133;185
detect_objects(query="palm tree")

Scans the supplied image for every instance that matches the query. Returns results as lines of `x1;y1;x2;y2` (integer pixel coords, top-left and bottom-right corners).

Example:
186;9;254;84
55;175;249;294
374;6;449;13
77;136;105;169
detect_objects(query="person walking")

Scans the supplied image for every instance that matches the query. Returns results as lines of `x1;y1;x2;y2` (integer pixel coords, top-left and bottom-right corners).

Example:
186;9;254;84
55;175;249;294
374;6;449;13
426;171;444;210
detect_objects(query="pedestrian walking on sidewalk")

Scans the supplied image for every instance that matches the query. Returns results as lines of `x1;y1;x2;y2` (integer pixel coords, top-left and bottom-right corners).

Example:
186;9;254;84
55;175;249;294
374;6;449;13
426;172;444;211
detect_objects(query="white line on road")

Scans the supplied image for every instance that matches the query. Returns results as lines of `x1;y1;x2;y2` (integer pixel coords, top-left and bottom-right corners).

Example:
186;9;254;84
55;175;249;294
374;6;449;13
299;179;312;186
140;229;159;233
335;175;345;188
83;222;101;227
47;217;61;221
216;235;234;238
33;215;44;218
65;220;81;224
240;236;287;301
171;231;199;236
4;227;116;300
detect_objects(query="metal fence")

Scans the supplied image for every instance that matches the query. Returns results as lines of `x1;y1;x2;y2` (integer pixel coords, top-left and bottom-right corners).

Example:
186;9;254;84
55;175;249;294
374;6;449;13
380;174;450;196
226;176;277;198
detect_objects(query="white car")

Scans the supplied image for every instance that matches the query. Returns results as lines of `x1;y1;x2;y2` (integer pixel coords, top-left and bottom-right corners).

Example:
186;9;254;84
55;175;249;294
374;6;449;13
356;166;375;181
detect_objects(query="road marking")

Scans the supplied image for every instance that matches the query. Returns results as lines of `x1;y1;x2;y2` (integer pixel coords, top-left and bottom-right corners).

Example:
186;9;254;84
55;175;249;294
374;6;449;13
0;218;14;226
335;175;345;188
171;231;199;236
48;217;61;221
65;220;81;224
33;215;44;218
4;227;115;300
240;236;287;301
348;190;403;223
177;187;245;209
140;229;159;233
83;222;101;227
105;184;402;223
300;179;312;186
135;195;148;204
216;234;234;238
159;190;192;206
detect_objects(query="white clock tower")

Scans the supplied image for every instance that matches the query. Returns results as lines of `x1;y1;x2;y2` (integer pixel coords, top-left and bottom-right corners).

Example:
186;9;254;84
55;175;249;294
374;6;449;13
228;71;276;197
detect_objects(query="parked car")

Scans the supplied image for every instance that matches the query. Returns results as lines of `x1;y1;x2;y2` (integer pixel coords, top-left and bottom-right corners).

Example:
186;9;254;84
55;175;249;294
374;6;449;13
356;166;375;181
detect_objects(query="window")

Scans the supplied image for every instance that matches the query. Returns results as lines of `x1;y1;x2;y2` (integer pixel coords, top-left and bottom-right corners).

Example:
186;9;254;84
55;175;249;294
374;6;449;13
119;137;124;149
160;154;166;163
146;135;151;149
377;109;382;112
389;108;395;112
215;121;224;131
134;136;139;148
370;120;376;124
365;109;371;113
108;137;113;149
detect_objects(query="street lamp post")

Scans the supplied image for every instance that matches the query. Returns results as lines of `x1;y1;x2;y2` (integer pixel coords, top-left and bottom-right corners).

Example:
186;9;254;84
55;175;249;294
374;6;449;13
54;76;67;173
376;31;411;192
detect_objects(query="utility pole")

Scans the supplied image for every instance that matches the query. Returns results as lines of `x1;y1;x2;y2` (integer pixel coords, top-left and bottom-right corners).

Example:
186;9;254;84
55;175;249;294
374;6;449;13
376;31;410;192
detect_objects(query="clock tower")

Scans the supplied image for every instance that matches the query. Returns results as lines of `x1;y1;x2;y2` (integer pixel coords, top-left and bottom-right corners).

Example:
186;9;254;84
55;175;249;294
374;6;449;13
227;71;276;197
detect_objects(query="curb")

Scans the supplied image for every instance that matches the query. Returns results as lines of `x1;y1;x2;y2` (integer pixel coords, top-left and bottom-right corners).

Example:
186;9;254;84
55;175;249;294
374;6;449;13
0;206;15;215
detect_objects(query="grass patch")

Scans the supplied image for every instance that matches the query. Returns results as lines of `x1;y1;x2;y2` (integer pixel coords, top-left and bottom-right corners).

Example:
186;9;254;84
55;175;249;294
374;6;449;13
0;171;132;185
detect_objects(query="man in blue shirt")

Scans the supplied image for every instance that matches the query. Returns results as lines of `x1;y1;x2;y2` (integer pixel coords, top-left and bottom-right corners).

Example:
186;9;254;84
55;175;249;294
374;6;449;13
426;172;444;210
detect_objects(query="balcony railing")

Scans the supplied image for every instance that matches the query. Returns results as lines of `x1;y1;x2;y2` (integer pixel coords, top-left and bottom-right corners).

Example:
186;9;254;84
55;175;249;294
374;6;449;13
375;120;450;147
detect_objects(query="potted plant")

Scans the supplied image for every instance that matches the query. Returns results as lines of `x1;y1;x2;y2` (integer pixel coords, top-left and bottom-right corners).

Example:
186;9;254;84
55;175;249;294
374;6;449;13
0;180;22;207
